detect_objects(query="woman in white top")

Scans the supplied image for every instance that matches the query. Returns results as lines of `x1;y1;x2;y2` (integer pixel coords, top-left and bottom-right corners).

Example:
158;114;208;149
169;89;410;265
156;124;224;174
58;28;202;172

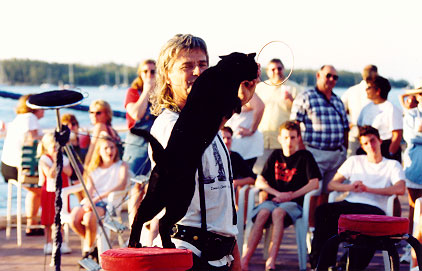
69;134;128;259
225;93;264;171
1;94;44;235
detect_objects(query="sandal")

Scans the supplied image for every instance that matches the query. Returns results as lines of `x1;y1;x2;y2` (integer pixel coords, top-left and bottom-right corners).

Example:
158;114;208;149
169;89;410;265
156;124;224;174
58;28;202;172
83;247;99;263
25;228;44;236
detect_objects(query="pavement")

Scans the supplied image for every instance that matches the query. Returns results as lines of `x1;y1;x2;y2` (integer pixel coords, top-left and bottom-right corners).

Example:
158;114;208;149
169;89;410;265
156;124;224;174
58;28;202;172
0;193;413;271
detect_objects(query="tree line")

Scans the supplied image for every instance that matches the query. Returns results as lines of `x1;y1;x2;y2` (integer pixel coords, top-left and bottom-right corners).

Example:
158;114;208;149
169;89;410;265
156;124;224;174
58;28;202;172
0;59;138;87
0;59;409;88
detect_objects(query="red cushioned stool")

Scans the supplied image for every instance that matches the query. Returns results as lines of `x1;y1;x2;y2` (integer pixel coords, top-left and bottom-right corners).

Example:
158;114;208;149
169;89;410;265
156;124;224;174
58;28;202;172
317;214;422;271
101;247;193;271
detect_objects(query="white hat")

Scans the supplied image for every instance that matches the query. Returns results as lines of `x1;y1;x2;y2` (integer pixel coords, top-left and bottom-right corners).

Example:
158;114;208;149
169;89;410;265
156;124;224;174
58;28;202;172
405;79;422;95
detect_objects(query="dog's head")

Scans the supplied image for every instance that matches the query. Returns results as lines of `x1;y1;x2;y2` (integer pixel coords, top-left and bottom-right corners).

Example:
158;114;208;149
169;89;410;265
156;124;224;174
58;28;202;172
218;52;258;82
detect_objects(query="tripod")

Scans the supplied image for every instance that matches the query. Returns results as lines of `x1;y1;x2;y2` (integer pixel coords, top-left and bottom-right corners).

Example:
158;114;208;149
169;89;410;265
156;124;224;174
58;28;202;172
27;90;111;271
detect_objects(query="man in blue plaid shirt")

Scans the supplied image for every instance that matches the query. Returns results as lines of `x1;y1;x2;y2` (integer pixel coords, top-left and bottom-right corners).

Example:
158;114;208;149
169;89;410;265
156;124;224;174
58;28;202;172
290;65;349;207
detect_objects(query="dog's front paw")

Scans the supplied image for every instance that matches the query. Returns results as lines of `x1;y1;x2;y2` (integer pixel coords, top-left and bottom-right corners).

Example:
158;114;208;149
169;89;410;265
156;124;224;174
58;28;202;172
128;240;142;248
162;240;176;249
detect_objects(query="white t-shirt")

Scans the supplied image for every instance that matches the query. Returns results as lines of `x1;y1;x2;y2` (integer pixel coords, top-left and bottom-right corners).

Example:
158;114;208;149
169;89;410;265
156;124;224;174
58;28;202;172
149;109;238;263
357;101;403;140
38;155;70;192
89;160;123;201
338;155;405;213
1;113;40;167
341;80;371;138
256;79;303;149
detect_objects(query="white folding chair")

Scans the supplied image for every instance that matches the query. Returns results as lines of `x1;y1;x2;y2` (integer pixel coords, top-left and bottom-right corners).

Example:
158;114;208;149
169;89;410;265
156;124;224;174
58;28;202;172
61;183;128;263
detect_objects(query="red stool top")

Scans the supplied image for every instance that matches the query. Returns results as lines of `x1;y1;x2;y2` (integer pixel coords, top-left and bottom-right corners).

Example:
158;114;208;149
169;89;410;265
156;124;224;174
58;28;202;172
338;214;409;236
101;247;193;271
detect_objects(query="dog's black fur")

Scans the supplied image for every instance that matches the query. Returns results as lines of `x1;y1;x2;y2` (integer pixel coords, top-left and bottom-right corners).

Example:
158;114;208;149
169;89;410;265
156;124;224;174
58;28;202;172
128;52;258;249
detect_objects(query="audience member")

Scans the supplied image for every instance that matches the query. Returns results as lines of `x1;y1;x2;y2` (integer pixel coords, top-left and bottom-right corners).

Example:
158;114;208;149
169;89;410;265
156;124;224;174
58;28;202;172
61;113;90;162
147;33;258;270
225;93;264;171
1;94;45;235
254;58;303;174
84;100;121;165
399;81;421;112
357;75;403;162
69;135;128;261
240;121;320;271
221;126;256;190
290;65;348;220
309;126;405;270
37;132;72;254
399;93;418;112
403;86;422;234
341;65;377;156
123;59;157;226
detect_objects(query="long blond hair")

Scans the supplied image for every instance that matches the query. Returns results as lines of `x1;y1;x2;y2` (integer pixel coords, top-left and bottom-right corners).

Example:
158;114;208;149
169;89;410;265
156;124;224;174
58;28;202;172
150;34;208;115
16;94;36;114
84;134;119;180
36;132;56;158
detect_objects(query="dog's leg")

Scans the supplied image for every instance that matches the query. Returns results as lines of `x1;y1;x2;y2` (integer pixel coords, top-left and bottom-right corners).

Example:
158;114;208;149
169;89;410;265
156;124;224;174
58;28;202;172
128;193;165;248
158;216;176;249
158;195;194;248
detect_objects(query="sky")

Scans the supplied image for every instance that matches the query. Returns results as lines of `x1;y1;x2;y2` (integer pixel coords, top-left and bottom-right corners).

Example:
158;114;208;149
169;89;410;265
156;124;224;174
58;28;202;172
1;0;422;85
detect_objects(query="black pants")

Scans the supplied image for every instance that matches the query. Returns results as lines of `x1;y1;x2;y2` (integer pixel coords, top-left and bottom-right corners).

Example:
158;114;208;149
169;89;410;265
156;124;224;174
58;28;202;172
188;253;230;271
309;201;385;270
1;162;18;183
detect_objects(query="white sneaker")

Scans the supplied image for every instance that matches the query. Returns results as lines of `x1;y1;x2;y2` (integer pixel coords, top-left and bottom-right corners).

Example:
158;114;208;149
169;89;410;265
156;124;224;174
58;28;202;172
411;267;420;271
60;242;72;254
44;243;53;255
400;244;412;263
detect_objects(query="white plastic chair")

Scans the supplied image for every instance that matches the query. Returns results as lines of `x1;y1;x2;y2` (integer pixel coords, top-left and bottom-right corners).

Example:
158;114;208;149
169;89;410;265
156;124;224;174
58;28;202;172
239;183;321;271
328;190;397;271
6;143;42;246
410;197;422;270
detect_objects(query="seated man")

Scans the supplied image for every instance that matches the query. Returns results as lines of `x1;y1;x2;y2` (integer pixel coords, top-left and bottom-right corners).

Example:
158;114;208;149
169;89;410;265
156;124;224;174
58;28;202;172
241;121;320;270
309;125;406;270
221;126;256;189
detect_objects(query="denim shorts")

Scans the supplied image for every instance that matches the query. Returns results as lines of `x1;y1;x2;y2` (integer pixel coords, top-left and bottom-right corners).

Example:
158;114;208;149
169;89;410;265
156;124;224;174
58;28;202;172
82;201;107;212
122;131;151;176
250;201;303;228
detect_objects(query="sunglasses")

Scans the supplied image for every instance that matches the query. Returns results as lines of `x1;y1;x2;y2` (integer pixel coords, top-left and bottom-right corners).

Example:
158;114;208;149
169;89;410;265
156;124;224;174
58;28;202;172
326;73;339;81
142;69;155;75
69;122;78;126
89;111;103;116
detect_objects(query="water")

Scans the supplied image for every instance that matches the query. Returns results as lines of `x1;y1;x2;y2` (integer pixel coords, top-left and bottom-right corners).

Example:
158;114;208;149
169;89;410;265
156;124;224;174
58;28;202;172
0;84;406;216
0;84;129;216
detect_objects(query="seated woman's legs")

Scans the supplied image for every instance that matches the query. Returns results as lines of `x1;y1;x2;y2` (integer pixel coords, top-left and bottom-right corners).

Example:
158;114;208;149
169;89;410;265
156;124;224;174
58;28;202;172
70;205;105;252
23;187;41;232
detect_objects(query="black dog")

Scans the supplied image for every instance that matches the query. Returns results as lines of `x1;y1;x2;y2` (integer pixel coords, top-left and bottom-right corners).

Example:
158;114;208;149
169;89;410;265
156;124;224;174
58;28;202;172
128;52;258;249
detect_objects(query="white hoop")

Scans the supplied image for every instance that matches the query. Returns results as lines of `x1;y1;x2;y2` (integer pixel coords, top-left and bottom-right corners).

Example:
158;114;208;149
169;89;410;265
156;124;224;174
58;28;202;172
256;40;295;86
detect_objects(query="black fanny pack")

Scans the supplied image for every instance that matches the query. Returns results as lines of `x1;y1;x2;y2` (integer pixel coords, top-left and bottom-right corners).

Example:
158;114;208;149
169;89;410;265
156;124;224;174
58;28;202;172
171;224;236;261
